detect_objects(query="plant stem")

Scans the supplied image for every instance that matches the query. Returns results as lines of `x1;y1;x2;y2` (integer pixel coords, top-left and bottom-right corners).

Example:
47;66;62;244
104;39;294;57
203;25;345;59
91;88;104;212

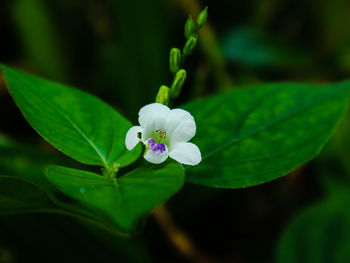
153;205;217;263
102;163;119;179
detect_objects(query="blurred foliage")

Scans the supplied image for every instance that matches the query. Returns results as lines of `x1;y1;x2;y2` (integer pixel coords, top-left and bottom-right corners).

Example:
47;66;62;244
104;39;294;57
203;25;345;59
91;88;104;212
2;0;350;262
10;0;68;80
220;27;308;70
277;191;350;263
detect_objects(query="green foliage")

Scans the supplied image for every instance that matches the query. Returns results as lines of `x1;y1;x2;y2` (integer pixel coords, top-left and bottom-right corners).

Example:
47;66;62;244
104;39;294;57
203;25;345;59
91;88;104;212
0;176;55;215
0;133;75;192
277;192;350;263
324;111;350;177
1;65;141;168
0;176;153;262
0;175;120;235
45;163;184;232
3;0;350;261
220;27;308;69
184;82;350;188
10;0;68;80
0;64;187;235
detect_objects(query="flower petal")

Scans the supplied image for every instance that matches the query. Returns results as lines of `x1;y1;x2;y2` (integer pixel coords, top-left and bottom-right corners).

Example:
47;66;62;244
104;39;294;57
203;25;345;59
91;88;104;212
138;103;170;139
144;139;169;164
166;109;196;146
125;126;143;150
169;142;201;166
138;103;170;128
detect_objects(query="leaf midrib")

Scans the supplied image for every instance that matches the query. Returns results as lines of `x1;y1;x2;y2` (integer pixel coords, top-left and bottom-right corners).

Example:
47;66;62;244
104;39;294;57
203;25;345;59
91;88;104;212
8;76;108;166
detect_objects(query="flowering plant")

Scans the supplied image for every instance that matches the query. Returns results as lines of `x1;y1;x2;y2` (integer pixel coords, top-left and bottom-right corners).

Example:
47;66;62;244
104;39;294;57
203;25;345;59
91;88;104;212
1;5;350;261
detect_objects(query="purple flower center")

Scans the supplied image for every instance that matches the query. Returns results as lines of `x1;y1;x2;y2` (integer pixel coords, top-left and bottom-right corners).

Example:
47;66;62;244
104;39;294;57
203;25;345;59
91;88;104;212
147;138;166;154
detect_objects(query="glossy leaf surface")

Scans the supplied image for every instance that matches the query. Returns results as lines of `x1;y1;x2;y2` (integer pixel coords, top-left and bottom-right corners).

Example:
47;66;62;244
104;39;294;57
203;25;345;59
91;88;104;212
46;163;185;232
1;65;141;167
184;82;350;188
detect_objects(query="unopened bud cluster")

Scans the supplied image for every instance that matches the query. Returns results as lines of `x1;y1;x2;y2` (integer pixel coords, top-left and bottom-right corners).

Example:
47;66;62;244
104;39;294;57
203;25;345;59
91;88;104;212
156;6;208;104
183;6;207;56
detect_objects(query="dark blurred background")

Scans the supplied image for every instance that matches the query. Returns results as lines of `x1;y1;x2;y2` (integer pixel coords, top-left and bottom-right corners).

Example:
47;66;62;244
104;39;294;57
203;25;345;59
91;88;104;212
1;0;350;262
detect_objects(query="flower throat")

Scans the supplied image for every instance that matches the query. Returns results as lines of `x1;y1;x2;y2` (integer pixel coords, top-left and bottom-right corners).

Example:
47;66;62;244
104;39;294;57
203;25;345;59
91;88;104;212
152;129;168;145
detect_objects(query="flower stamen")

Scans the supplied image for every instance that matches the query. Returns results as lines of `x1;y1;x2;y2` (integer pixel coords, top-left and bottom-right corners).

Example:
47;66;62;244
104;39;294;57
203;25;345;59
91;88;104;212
156;129;166;139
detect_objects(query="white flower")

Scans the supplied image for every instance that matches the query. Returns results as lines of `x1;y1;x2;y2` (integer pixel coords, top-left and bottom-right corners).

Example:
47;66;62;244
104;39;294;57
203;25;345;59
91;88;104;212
125;103;201;165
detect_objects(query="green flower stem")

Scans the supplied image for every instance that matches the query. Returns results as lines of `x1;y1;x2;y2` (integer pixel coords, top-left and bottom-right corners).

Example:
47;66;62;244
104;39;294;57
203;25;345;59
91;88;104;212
102;163;120;179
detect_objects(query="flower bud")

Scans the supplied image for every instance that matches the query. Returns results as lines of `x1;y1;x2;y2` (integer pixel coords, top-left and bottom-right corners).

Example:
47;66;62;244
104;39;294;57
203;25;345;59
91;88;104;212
156;85;170;105
197;7;208;28
183;35;198;56
184;15;195;39
170;69;187;98
169;48;181;74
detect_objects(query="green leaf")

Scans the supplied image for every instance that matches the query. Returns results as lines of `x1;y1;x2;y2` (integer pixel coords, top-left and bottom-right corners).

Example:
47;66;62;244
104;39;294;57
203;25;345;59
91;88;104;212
1;65;141;167
276;193;350;263
0;176;56;215
45;163;185;233
321;110;350;179
183;82;350;188
0;133;71;190
0;175;131;236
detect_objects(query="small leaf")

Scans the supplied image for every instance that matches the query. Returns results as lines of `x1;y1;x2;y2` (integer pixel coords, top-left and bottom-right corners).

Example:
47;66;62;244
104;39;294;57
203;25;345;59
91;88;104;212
45;163;185;232
1;65;141;167
184;81;350;188
277;193;350;263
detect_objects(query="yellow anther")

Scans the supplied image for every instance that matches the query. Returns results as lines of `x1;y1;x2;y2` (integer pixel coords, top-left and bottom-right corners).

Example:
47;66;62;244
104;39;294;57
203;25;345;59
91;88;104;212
156;129;166;139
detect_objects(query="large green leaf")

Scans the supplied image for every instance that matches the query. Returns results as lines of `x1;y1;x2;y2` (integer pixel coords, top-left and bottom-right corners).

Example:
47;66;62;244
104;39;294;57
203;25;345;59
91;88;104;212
183;82;350;188
45;163;185;233
1;65;141;167
276;193;350;263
